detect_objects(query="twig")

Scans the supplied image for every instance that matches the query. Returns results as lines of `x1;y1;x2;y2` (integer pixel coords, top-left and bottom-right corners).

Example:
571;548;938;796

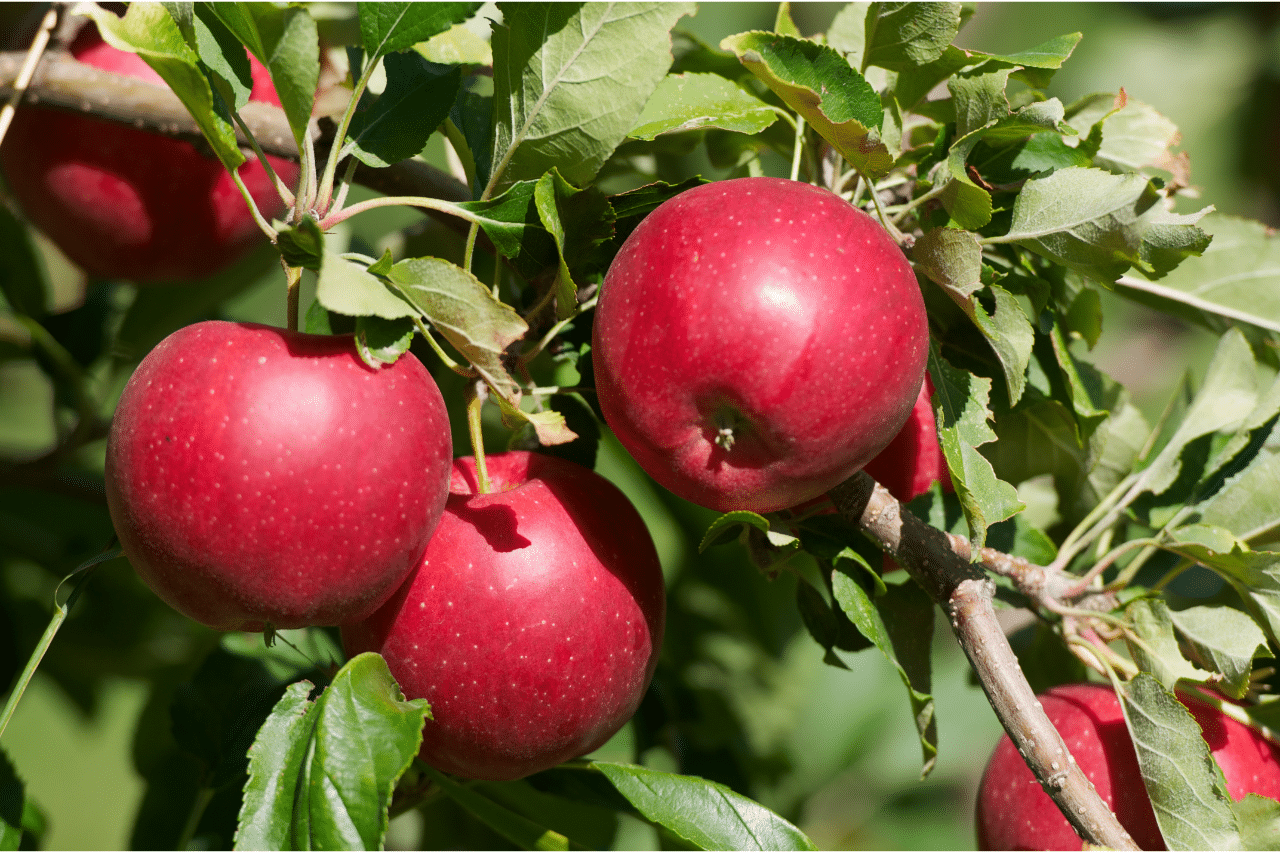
828;471;1139;851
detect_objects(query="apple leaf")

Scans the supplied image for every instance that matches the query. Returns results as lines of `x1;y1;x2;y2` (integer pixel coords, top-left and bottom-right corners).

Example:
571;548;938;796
0;205;47;319
930;351;1025;552
491;393;579;446
234;652;430;851
1165;525;1280;651
354;316;416;368
591;761;818;851
999;166;1212;283
316;253;416;321
1135;328;1259;497
83;4;245;170
418;22;493;66
488;2;693;194
629;72;778;140
1119;673;1242;852
699;510;771;551
205;3;319;151
1065;93;1188;183
913;227;983;297
1234;794;1280;851
454;181;557;280
345;52;461;168
948;63;1014;139
418;765;571;851
1201;452;1280;550
385;256;529;400
357;2;481;60
533;171;585;320
277;216;325;272
720;31;892;179
1124;599;1206;692
0;747;26;850
1168;605;1269;700
862;2;962;72
1114;213;1280;336
830;575;937;777
189;5;255;112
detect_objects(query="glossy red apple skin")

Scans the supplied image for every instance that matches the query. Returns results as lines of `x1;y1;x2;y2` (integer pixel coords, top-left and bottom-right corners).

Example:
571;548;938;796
975;682;1280;850
105;321;453;632
342;451;666;782
0;25;299;283
592;177;928;514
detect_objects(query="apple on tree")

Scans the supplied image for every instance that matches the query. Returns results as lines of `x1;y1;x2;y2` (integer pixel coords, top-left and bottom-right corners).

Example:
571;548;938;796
342;451;667;782
975;682;1280;850
104;320;453;632
0;22;299;283
591;176;929;514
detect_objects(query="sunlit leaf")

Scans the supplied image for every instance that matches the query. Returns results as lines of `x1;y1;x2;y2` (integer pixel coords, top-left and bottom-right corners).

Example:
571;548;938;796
630;72;778;140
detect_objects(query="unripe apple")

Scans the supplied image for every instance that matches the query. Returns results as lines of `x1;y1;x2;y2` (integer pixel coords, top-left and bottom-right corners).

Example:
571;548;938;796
105;321;453;631
342;451;666;781
975;682;1280;850
0;24;300;283
592;177;928;514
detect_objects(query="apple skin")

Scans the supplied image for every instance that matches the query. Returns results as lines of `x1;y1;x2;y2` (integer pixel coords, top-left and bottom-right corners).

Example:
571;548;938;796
592;177;928;514
105;321;453;632
975;682;1280;850
861;374;950;504
0;24;300;283
342;451;666;782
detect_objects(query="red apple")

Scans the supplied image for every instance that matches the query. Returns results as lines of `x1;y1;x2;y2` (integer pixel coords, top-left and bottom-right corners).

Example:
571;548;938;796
975;682;1280;850
105;321;453;631
342;451;666;781
862;374;950;503
0;23;300;283
591;177;928;514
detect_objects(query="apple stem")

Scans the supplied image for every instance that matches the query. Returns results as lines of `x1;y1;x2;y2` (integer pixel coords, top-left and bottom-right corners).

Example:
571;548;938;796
829;472;1140;851
284;264;303;332
466;380;493;494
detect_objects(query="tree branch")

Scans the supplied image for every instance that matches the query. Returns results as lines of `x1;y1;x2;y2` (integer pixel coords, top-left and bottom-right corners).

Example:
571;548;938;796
0;49;472;207
828;472;1139;852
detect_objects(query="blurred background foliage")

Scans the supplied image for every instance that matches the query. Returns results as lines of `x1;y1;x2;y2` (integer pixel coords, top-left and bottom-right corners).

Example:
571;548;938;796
1;2;1278;849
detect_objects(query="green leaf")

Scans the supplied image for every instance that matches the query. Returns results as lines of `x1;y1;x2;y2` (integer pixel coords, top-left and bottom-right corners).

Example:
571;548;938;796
534;171;584;320
1114;213;1280;335
1124;599;1205;692
358;2;481;59
592;761;818;851
84;4;244;170
235;653;430;851
345;52;461;168
419;765;571;851
700;510;771;552
207;3;320;152
491;393;580;446
354;316;416;368
1138;328;1259;497
913;227;982;297
629;72;778;140
277;216;325;272
489;2;693;194
1165;525;1280;652
930;350;1024;552
830;576;937;776
1065;93;1188;182
0;747;25;851
1169;605;1269;700
385;256;529;400
316;253;416;321
1234;794;1280;851
863;2;962;72
720;31;892;179
1202;451;1280;550
0;205;47;318
1001;166;1212;283
1120;673;1242;851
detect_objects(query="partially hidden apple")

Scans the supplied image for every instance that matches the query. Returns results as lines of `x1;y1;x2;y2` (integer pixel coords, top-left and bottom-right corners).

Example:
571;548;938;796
105;321;453;632
862;374;950;504
592;177;929;514
0;22;300;283
342;451;666;781
975;682;1280;850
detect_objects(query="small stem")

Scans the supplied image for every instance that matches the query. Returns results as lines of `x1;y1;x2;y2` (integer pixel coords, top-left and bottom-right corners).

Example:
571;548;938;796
284;264;304;333
466;380;492;494
0;5;57;147
788;113;805;183
229;166;279;242
413;318;472;377
0;549;117;743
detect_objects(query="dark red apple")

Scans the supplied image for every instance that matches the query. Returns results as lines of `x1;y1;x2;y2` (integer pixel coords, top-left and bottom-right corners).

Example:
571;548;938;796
862;374;950;503
591;177;928;514
1;23;300;283
342;451;666;781
975;682;1280;850
105;320;452;631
